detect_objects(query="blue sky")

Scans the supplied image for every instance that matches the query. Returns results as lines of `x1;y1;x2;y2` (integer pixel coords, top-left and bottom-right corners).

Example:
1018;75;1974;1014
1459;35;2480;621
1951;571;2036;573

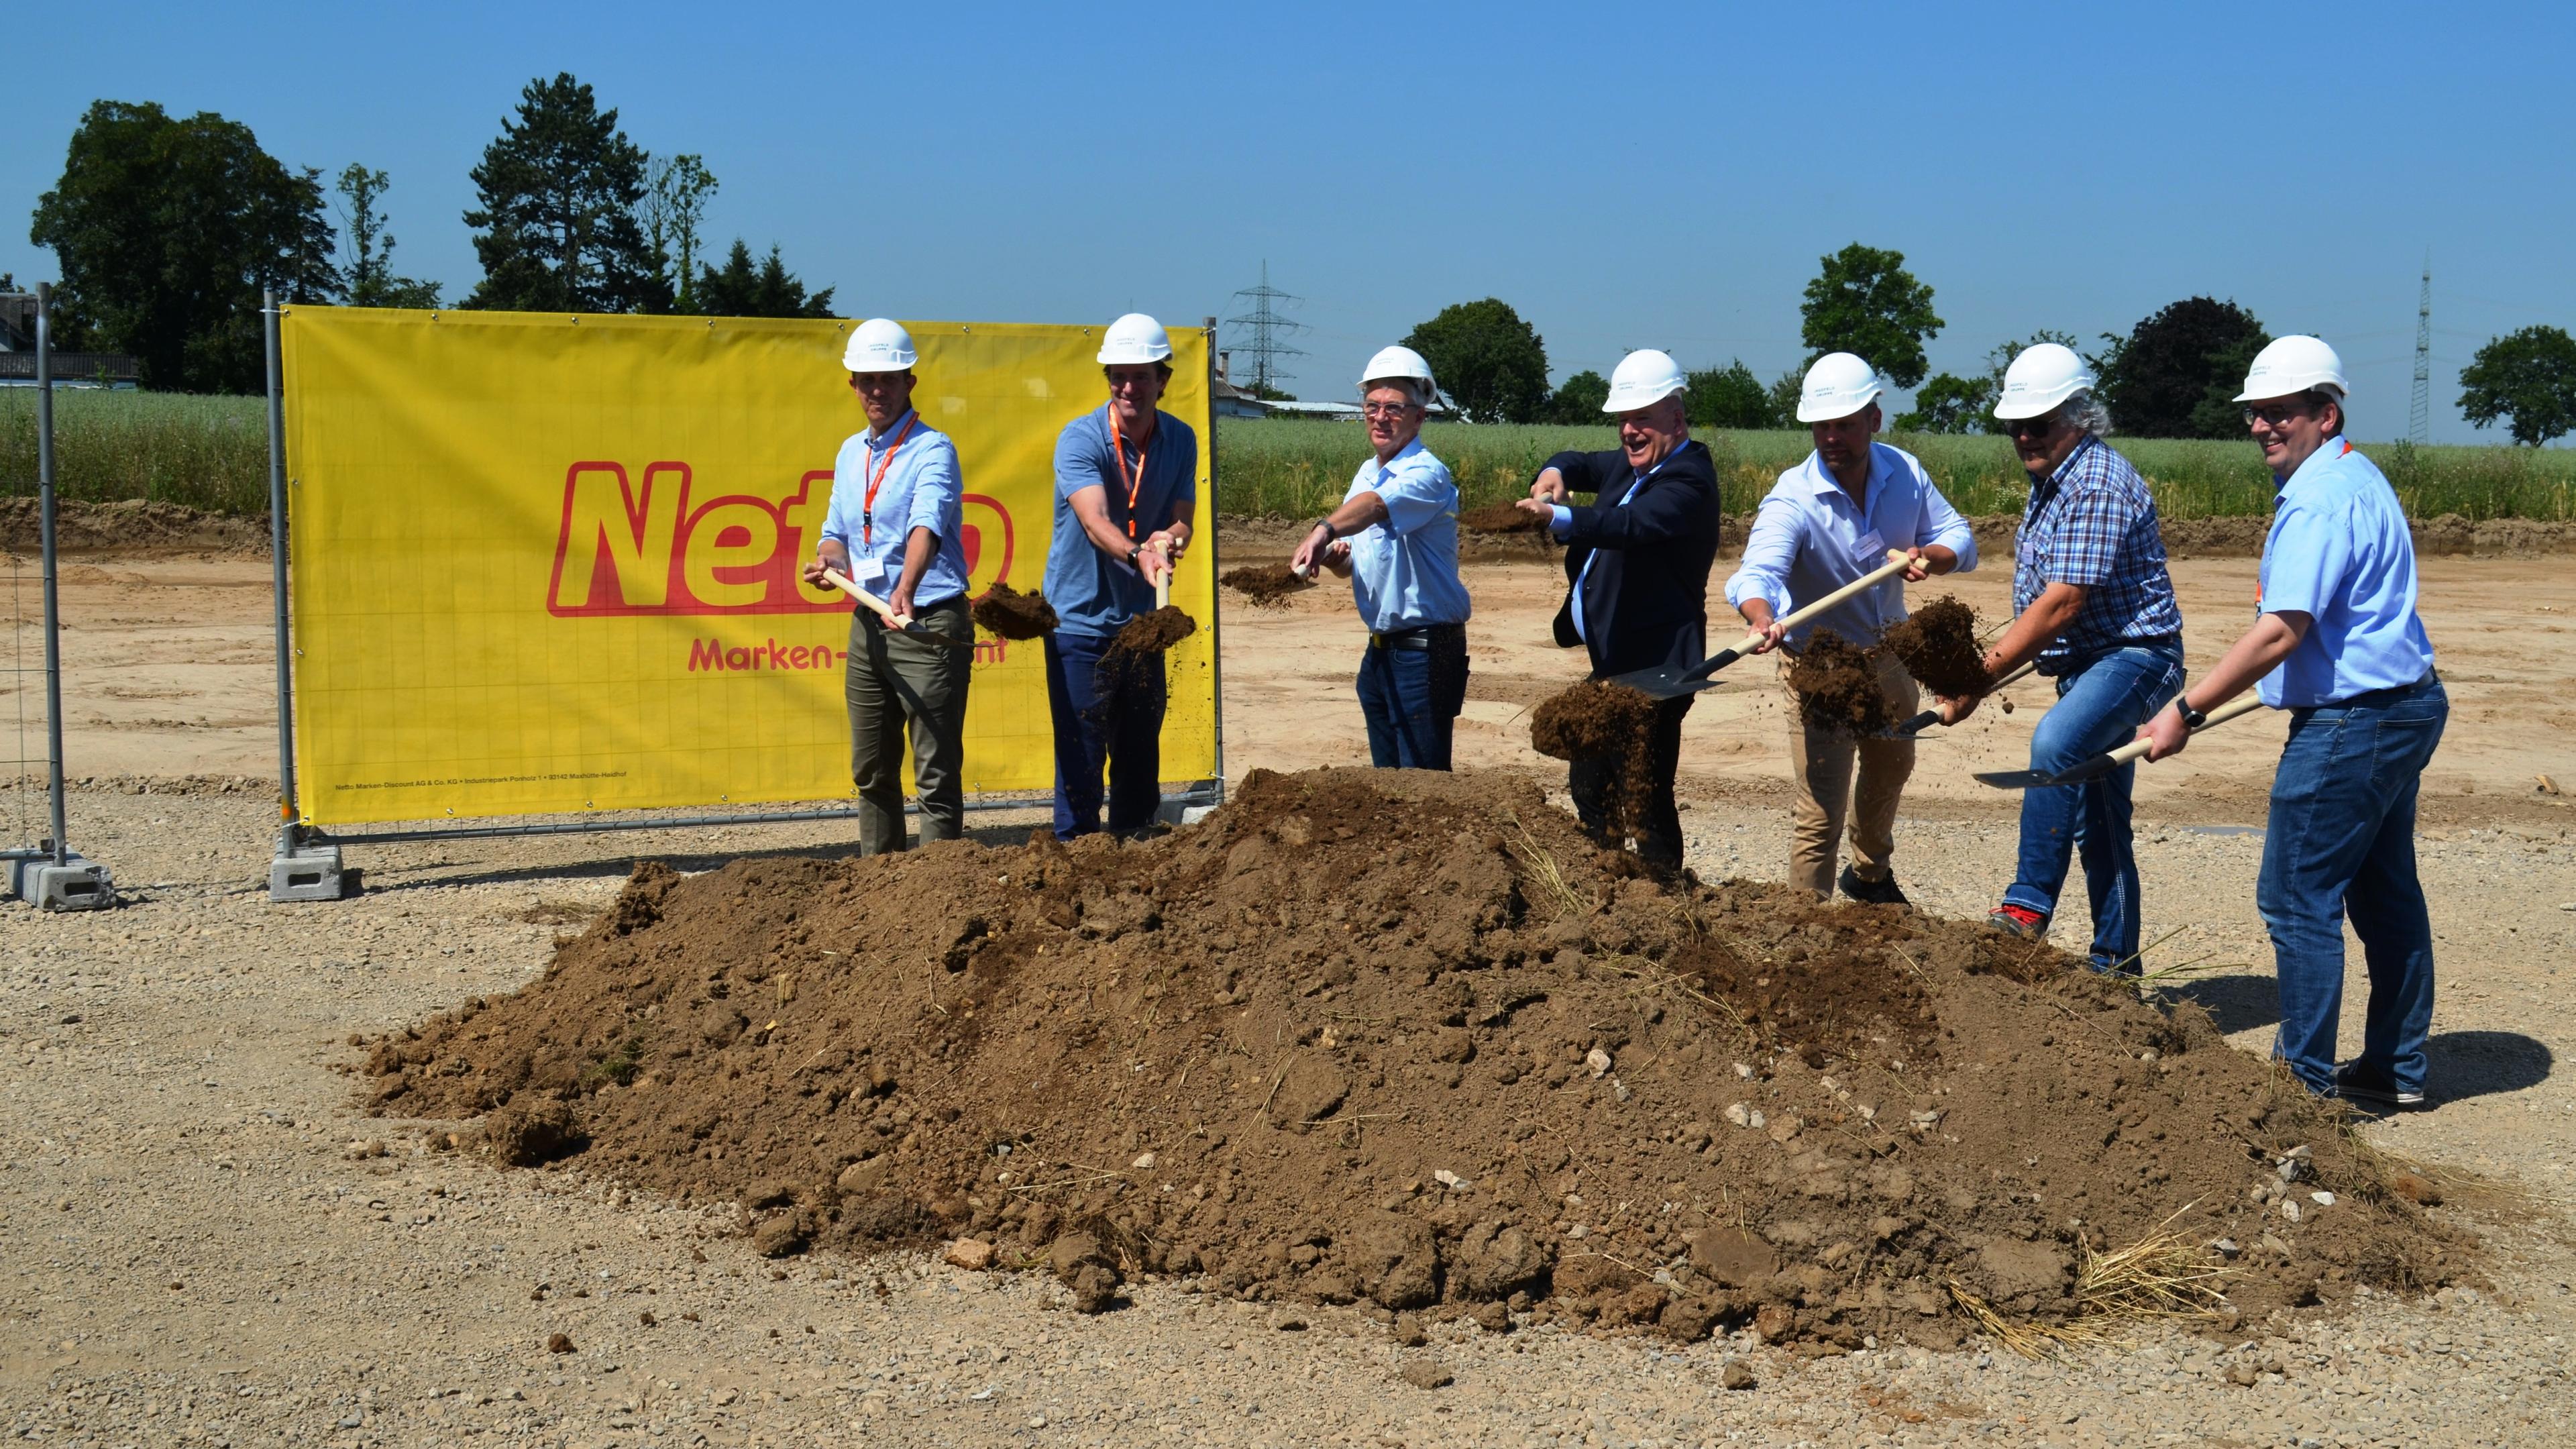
13;1;2571;442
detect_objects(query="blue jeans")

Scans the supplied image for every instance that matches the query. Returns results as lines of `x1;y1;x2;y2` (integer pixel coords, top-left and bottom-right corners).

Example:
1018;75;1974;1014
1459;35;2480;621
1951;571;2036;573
2259;675;2447;1097
2004;639;2186;971
1044;629;1167;840
1354;627;1468;770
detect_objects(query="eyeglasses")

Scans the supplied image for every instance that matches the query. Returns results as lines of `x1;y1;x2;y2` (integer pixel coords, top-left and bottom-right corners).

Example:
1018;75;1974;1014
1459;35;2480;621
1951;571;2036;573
1362;403;1419;420
2002;417;2056;439
2242;402;2314;428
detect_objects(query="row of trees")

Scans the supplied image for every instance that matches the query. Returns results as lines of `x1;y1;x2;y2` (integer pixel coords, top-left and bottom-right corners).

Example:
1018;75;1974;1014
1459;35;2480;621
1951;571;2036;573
28;74;835;393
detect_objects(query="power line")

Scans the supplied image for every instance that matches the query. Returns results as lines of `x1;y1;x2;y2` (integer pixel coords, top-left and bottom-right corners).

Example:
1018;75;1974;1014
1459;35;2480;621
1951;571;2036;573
1222;260;1307;395
2410;251;2433;445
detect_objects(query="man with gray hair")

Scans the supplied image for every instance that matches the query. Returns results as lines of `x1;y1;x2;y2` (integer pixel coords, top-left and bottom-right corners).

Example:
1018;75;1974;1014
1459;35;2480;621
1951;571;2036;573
1934;342;2182;974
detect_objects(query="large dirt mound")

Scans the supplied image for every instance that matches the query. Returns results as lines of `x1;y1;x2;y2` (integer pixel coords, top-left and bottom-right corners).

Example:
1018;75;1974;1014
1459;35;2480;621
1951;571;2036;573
366;768;2470;1346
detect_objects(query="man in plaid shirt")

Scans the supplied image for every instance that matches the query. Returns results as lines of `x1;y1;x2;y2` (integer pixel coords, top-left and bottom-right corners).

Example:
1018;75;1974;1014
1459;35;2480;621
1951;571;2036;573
1936;343;2183;973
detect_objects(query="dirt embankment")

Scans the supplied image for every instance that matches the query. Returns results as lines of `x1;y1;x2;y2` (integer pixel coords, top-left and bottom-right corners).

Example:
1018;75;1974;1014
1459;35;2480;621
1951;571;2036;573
365;767;2471;1349
0;496;273;555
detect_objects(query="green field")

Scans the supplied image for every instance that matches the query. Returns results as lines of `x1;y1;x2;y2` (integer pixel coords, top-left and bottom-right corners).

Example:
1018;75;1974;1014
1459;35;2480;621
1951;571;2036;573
7;390;2574;525
1212;418;2576;523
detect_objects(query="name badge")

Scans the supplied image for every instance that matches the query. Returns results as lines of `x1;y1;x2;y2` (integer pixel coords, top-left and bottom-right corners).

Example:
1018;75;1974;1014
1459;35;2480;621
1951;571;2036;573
853;557;888;588
1854;529;1886;568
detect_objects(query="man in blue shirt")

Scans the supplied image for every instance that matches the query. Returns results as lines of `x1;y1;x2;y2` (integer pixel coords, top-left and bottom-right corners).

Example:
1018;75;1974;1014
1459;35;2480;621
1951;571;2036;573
803;318;973;855
1290;345;1471;769
1727;353;1975;904
2139;336;2443;1108
1512;349;1721;868
1935;343;2184;974
1041;313;1197;840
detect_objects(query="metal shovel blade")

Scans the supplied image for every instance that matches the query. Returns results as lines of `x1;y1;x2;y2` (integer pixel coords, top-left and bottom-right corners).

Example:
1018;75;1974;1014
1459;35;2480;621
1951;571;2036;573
1601;647;1744;700
1973;753;2123;790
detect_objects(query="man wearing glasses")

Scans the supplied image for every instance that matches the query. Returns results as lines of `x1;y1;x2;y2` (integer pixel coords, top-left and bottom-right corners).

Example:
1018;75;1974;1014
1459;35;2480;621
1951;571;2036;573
1042;313;1196;840
1728;352;1976;905
1934;343;2182;974
2138;337;2443;1108
1290;345;1470;769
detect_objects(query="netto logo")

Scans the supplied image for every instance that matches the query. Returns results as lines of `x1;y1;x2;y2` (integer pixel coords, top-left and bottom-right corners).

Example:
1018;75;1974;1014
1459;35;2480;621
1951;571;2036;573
545;461;1017;617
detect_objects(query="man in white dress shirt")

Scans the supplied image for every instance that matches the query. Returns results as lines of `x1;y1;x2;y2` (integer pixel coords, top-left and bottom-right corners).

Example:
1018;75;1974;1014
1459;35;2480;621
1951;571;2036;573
1725;353;1976;903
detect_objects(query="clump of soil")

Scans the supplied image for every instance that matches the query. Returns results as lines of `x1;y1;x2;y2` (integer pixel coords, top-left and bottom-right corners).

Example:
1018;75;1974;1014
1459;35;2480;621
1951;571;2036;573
972;583;1057;640
1459;501;1548;535
1786;631;1898;736
367;767;2471;1346
1110;604;1197;657
1221;564;1316;608
1527;680;1654;763
1880;597;1987;699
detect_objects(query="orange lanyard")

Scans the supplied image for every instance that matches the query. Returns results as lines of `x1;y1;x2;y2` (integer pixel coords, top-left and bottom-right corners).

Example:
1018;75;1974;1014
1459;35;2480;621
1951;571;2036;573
1108;411;1149;539
859;414;916;545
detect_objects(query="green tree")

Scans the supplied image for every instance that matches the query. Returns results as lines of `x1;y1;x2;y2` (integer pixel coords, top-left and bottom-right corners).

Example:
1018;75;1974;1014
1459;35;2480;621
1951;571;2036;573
462;73;667;313
1401;299;1550;423
691;239;836;318
30;99;339;392
1768;368;1804;427
639;154;718;311
1686;360;1774;429
1546;369;1608;423
2091;297;2267;437
335;165;441;308
1799;243;1943;389
2459;325;2576;446
1894;373;1986;433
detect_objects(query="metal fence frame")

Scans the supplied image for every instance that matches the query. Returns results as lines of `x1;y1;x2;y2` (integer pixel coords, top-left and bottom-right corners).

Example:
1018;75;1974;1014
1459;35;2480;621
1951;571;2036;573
262;296;1226;898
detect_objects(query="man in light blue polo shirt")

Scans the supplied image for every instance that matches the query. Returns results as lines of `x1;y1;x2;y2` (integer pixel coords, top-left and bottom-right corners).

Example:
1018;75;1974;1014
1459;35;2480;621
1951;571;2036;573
1727;352;1974;904
1042;313;1197;839
2141;336;2443;1108
1289;345;1471;769
804;318;973;856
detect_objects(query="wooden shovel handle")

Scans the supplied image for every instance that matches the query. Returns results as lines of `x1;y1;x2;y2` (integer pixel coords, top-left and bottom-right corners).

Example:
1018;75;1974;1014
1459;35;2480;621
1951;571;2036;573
1733;549;1913;652
2100;693;2268;768
820;568;906;626
1146;540;1173;610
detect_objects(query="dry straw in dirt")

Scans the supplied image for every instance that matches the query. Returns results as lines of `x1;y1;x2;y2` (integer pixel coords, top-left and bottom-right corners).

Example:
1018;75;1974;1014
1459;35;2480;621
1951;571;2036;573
1220;564;1316;608
1786;630;1898;735
1880;596;1988;700
971;583;1058;640
366;767;2472;1348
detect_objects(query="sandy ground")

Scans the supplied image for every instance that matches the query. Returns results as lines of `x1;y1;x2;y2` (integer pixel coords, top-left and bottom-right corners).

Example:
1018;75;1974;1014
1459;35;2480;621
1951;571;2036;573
3;533;2574;1447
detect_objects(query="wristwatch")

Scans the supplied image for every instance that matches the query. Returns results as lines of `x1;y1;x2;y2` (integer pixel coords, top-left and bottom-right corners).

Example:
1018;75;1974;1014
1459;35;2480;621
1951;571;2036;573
2176;699;2208;729
1309;517;1334;542
1126;543;1142;567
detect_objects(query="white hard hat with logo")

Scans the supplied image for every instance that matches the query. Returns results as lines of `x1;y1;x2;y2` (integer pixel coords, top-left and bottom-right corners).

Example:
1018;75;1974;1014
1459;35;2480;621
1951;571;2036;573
1602;349;1687;413
2235;335;2349;401
1097;313;1174;366
1795;352;1884;423
1359;344;1436;390
843;318;918;374
1991;342;2097;421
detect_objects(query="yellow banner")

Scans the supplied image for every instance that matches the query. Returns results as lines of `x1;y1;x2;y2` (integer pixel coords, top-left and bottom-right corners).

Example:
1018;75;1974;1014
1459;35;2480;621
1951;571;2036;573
280;308;1218;824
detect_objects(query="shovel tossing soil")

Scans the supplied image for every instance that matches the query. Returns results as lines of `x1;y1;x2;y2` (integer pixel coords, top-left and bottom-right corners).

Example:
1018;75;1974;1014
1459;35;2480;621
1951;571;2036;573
1220;563;1316;608
1880;596;1988;699
971;582;1059;640
363;766;2472;1347
1786;630;1900;736
1459;500;1550;535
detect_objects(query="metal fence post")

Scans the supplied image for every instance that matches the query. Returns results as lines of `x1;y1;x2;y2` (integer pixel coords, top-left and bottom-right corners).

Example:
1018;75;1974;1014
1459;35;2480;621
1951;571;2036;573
5;283;114;909
264;289;350;901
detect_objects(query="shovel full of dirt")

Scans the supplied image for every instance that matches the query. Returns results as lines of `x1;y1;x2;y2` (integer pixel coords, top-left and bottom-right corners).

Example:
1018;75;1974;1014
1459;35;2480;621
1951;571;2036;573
1220;563;1316;608
1974;694;2267;789
972;582;1059;640
1886;660;2036;739
1110;540;1197;659
1605;549;1913;701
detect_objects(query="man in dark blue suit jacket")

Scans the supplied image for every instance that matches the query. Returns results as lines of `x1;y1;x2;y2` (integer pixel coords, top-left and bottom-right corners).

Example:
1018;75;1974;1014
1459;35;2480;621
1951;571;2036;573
1515;349;1721;867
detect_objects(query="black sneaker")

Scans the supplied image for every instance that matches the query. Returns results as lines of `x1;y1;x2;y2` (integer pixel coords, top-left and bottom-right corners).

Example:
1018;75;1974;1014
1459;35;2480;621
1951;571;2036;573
1838;867;1909;907
2334;1060;2426;1110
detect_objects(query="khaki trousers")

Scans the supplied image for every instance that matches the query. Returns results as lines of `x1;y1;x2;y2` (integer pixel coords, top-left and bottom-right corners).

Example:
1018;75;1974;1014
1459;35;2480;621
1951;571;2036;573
846;597;973;855
1778;648;1918;896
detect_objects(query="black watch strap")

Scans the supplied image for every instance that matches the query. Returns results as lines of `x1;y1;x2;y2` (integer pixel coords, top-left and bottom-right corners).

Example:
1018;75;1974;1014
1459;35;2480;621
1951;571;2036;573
2178;700;2208;729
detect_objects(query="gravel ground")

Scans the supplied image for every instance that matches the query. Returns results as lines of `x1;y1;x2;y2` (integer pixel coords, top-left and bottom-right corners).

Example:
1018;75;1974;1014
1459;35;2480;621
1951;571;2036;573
5;781;2573;1448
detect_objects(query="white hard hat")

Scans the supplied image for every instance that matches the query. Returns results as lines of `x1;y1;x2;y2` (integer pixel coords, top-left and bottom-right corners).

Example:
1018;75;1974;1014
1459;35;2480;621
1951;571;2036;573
843;318;917;374
1097;313;1174;366
1794;352;1884;423
2235;335;2349;401
1359;344;1436;391
1992;342;2096;421
1602;349;1686;413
